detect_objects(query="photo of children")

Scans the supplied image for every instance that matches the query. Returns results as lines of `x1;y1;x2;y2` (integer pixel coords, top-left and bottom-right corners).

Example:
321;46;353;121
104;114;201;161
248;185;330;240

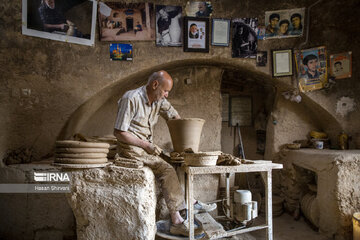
265;8;305;39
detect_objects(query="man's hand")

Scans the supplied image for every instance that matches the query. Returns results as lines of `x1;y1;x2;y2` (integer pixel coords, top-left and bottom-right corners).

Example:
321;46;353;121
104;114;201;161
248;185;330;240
144;142;162;156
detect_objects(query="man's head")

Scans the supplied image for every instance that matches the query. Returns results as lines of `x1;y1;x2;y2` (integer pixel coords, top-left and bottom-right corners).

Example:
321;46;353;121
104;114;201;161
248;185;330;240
159;8;168;20
291;13;301;29
279;20;289;34
45;0;55;9
147;70;173;102
303;54;318;72
198;2;206;13
190;24;198;34
334;61;343;71
269;13;280;28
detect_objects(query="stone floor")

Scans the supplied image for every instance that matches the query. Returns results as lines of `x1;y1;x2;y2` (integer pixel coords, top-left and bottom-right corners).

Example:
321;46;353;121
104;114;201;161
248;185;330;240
156;213;331;240
243;213;331;240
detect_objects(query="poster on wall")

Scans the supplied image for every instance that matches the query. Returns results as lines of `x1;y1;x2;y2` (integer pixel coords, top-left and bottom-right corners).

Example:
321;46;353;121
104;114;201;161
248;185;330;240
183;17;209;52
231;18;258;58
98;2;155;41
295;46;328;92
185;1;213;17
265;8;305;39
256;51;267;66
22;0;97;46
110;43;133;61
330;52;352;79
155;5;182;47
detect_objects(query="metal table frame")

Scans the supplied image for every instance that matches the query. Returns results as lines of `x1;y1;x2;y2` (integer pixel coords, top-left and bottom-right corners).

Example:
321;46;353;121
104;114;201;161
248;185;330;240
184;160;283;240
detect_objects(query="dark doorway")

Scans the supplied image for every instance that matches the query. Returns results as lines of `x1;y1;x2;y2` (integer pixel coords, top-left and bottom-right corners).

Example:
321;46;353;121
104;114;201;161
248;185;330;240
126;18;133;31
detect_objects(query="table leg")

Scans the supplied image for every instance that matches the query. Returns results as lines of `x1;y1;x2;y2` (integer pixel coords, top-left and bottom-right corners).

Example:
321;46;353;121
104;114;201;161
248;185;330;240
187;173;194;240
261;170;273;240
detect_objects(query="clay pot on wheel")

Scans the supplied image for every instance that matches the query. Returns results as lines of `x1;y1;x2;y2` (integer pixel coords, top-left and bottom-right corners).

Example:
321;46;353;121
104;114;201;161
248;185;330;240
166;118;205;153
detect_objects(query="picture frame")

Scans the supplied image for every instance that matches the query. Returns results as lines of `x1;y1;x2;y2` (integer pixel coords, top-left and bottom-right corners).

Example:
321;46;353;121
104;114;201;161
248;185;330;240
22;0;97;46
295;46;327;92
155;5;182;47
330;52;352;79
110;43;133;61
211;18;230;46
271;49;293;77
98;2;155;41
265;8;305;39
185;2;213;17
183;16;209;52
231;18;258;58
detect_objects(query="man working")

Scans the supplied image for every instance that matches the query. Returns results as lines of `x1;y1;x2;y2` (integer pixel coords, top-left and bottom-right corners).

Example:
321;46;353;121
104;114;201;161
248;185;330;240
38;0;69;32
113;70;216;237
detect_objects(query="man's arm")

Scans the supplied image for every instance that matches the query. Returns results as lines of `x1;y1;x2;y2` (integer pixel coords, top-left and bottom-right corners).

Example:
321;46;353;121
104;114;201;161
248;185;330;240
113;129;159;154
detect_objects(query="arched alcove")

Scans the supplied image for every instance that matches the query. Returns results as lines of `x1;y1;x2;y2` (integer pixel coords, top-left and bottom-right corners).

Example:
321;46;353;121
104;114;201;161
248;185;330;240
58;58;342;156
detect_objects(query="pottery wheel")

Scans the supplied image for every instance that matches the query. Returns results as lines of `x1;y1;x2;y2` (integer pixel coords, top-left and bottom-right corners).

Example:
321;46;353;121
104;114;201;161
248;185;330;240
56;147;109;154
54;158;108;164
55;153;108;159
52;162;112;169
56;140;110;149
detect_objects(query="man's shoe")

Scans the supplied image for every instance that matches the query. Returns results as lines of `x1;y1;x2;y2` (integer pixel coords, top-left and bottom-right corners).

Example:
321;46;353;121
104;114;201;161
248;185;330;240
169;219;204;237
193;200;217;214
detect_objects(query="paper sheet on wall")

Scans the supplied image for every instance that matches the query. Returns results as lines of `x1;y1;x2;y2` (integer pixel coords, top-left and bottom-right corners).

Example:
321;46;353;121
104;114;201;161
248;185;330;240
213;21;228;44
276;52;290;73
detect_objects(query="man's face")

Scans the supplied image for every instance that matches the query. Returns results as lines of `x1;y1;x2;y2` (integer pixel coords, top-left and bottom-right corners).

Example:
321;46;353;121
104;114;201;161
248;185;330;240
292;17;301;29
190;25;198;34
270;17;279;28
198;2;206;13
335;63;342;71
154;79;173;101
159;9;168;20
307;59;318;72
45;0;55;9
279;23;288;34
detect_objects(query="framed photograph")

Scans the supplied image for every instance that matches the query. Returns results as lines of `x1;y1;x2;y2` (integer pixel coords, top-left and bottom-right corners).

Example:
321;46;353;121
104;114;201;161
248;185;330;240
231;18;258;58
110;43;133;61
98;2;155;41
295;46;327;92
156;5;182;47
185;2;213;17
330;52;352;79
211;18;230;46
22;0;97;46
183;17;209;52
256;51;267;66
272;49;293;77
265;8;305;39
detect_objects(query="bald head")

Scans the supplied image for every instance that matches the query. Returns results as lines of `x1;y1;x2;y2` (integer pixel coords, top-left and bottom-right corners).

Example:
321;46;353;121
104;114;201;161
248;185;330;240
146;70;173;103
147;70;173;86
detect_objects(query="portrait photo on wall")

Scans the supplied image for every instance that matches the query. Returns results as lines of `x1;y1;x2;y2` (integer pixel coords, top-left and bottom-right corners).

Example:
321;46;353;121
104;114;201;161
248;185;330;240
22;0;97;46
185;1;213;17
295;46;328;92
231;18;258;58
265;8;305;39
110;43;133;61
330;52;352;79
256;51;267;66
183;17;209;52
155;5;182;47
98;2;155;41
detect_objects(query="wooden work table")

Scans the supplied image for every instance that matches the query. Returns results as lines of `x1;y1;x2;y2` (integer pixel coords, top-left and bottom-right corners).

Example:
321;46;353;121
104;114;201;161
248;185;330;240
183;160;283;240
